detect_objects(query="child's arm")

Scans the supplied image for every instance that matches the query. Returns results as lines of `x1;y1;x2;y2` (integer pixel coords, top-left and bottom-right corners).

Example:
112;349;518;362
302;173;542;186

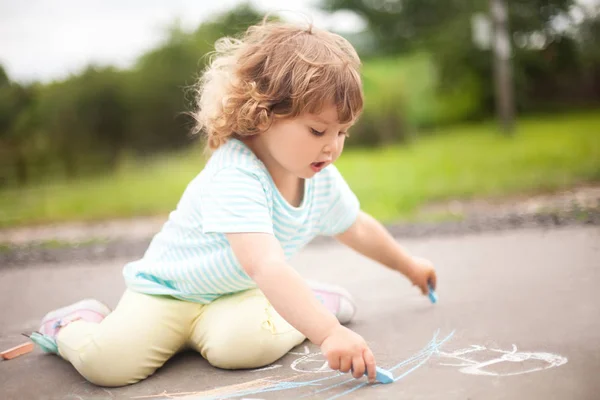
227;232;378;383
227;232;338;343
335;211;437;294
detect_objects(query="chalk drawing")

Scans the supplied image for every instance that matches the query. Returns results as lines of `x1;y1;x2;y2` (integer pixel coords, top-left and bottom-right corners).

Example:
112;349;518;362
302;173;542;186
130;375;309;399
310;329;456;400
290;352;332;373
250;365;282;373
144;330;568;400
144;330;453;400
436;343;568;376
289;345;310;356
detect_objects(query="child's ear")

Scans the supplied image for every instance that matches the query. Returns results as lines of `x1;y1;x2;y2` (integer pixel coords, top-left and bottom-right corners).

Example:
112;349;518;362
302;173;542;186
256;109;273;132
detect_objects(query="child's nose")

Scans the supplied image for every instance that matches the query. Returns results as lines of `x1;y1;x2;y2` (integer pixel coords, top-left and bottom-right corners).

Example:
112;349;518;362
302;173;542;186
323;137;339;155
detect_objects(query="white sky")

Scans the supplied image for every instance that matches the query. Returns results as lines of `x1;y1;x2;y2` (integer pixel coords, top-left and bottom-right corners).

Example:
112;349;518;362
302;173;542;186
0;0;364;83
1;0;597;84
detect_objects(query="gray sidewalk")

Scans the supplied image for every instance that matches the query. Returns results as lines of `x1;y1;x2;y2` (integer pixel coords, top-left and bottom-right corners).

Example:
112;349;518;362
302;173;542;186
1;226;599;399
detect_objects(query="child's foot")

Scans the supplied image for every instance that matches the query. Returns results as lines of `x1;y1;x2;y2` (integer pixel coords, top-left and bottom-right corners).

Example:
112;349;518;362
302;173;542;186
28;299;111;354
307;280;356;324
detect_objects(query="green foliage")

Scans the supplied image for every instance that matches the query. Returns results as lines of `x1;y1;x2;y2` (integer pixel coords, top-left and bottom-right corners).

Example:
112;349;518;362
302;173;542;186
127;26;201;153
0;77;37;185
32;67;130;178
351;53;482;145
0;65;9;87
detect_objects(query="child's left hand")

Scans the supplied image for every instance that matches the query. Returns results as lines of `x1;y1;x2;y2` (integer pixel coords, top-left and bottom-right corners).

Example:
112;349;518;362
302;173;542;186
406;256;437;296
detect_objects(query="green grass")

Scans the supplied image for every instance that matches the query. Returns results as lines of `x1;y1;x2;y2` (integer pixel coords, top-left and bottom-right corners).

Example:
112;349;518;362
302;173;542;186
1;111;599;228
337;111;600;221
0;238;109;254
0;148;207;228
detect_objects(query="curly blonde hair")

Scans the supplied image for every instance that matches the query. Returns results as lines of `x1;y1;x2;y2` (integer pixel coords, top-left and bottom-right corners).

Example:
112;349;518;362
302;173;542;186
193;19;364;151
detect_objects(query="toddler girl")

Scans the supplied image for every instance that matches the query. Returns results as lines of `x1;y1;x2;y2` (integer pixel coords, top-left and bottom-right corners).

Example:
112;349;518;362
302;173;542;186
30;19;437;387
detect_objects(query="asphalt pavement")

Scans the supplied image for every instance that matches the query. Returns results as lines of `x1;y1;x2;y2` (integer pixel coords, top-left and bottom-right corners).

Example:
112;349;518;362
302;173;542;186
1;226;599;399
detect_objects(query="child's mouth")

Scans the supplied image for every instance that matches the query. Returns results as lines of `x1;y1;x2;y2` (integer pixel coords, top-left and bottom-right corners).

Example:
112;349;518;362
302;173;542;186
311;162;326;172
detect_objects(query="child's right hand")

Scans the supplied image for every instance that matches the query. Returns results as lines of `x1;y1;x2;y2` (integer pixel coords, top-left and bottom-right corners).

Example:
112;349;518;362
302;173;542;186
320;325;377;383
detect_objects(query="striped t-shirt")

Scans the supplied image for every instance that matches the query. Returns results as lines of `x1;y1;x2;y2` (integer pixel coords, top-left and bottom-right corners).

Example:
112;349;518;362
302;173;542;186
122;138;360;303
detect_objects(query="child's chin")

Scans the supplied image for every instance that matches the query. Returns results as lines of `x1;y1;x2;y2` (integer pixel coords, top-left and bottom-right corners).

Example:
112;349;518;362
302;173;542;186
300;168;319;179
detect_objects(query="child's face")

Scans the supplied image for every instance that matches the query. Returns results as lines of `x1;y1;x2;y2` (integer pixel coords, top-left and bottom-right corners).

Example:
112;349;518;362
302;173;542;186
261;104;352;179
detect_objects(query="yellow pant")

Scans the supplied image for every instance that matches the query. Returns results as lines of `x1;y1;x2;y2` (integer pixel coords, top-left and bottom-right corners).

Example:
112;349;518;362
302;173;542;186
56;289;306;387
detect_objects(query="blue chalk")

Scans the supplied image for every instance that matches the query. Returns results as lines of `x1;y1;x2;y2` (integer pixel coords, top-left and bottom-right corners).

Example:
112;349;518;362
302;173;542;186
428;283;438;304
364;366;394;384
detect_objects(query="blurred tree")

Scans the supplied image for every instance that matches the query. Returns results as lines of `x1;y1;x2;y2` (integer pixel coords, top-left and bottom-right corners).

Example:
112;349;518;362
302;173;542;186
127;3;264;154
0;65;8;87
0;66;36;185
37;79;88;178
76;67;130;168
127;25;204;154
34;67;130;179
321;0;589;118
573;5;600;102
1;3;268;185
321;0;484;54
197;2;265;39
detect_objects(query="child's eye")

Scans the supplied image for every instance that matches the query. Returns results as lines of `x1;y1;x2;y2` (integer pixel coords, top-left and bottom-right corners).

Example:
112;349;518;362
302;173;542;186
310;128;325;137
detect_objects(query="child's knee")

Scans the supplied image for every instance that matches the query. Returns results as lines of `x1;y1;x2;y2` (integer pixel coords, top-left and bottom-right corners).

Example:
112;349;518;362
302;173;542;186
204;338;280;369
203;327;304;369
72;347;158;387
82;369;144;388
